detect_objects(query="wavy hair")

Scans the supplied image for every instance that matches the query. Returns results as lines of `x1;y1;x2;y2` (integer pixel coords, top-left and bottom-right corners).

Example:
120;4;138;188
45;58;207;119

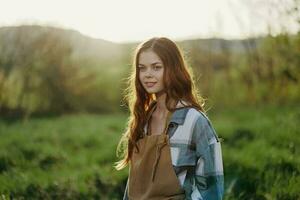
114;37;206;170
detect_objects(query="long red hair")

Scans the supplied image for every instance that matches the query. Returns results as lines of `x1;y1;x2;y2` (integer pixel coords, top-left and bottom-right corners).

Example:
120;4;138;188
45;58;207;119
114;37;206;170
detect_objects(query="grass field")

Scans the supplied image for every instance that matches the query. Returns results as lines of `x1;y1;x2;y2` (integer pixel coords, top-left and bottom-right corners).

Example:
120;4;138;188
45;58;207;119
0;104;299;199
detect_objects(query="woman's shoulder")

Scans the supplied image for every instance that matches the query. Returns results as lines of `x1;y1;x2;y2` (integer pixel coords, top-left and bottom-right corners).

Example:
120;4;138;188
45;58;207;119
180;105;210;124
186;108;220;143
173;100;210;124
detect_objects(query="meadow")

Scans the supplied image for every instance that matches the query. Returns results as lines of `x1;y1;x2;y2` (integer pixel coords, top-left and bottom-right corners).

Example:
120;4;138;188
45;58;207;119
0;25;300;200
0;104;299;199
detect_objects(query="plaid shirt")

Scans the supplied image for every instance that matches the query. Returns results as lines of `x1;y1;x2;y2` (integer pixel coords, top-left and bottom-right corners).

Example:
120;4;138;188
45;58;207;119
123;106;224;200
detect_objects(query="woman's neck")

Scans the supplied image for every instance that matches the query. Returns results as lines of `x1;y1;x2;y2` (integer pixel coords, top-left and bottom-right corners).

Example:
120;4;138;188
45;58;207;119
154;92;177;117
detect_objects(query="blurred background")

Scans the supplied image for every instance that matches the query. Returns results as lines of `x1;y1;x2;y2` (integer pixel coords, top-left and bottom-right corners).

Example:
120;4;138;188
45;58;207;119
0;0;299;199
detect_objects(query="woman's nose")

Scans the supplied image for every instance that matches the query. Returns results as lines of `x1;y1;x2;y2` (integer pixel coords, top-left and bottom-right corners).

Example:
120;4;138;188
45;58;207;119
145;68;153;77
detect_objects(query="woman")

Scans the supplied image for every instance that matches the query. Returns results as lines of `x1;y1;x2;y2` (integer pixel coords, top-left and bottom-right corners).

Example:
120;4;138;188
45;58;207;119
114;37;224;200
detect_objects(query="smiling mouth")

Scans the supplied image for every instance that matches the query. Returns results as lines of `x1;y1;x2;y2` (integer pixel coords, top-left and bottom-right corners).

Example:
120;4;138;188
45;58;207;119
145;82;156;87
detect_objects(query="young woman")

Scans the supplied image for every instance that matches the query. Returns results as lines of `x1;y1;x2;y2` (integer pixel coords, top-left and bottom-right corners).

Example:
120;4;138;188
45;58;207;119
114;37;224;200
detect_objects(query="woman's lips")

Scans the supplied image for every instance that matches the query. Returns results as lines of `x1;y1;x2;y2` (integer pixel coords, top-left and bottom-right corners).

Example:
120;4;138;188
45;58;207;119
145;82;156;88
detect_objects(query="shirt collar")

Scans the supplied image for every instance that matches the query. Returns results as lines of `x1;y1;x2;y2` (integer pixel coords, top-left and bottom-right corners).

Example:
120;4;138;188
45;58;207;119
169;107;190;125
147;100;192;125
170;100;192;125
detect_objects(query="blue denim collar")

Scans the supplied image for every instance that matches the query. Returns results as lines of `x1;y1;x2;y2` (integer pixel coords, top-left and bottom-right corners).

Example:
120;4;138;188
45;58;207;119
169;107;191;125
148;100;192;125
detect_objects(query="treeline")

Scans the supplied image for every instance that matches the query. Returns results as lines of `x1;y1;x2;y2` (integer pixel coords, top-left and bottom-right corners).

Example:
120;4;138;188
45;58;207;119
180;34;300;108
0;26;299;118
0;26;127;119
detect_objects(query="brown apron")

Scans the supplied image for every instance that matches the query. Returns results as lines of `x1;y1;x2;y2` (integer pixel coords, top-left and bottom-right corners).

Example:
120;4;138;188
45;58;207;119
128;103;186;200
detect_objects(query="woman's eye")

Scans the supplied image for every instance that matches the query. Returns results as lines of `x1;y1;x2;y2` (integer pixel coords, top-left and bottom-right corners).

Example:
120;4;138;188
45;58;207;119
139;66;146;71
154;66;162;70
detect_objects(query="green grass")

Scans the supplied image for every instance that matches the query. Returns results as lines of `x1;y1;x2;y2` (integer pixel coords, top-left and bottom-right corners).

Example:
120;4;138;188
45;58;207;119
0;113;129;199
0;105;299;199
209;104;300;200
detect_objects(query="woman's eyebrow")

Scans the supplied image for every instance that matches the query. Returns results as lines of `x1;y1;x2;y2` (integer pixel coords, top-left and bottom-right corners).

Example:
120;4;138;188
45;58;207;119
138;62;163;66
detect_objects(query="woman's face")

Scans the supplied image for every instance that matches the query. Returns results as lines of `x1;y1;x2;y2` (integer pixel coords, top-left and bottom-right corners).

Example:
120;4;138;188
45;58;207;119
138;50;165;95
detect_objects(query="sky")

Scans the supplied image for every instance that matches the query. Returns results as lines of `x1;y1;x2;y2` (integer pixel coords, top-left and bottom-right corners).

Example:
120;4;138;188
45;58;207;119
0;0;298;43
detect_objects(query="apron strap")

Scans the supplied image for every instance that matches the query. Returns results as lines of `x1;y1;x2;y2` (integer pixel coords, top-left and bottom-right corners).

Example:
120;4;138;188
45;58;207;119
147;105;174;136
163;111;174;135
150;110;174;181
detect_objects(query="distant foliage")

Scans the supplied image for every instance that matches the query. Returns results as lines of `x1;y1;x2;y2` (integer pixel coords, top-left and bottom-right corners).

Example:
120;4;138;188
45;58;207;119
0;27;124;118
0;26;299;117
178;34;300;108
